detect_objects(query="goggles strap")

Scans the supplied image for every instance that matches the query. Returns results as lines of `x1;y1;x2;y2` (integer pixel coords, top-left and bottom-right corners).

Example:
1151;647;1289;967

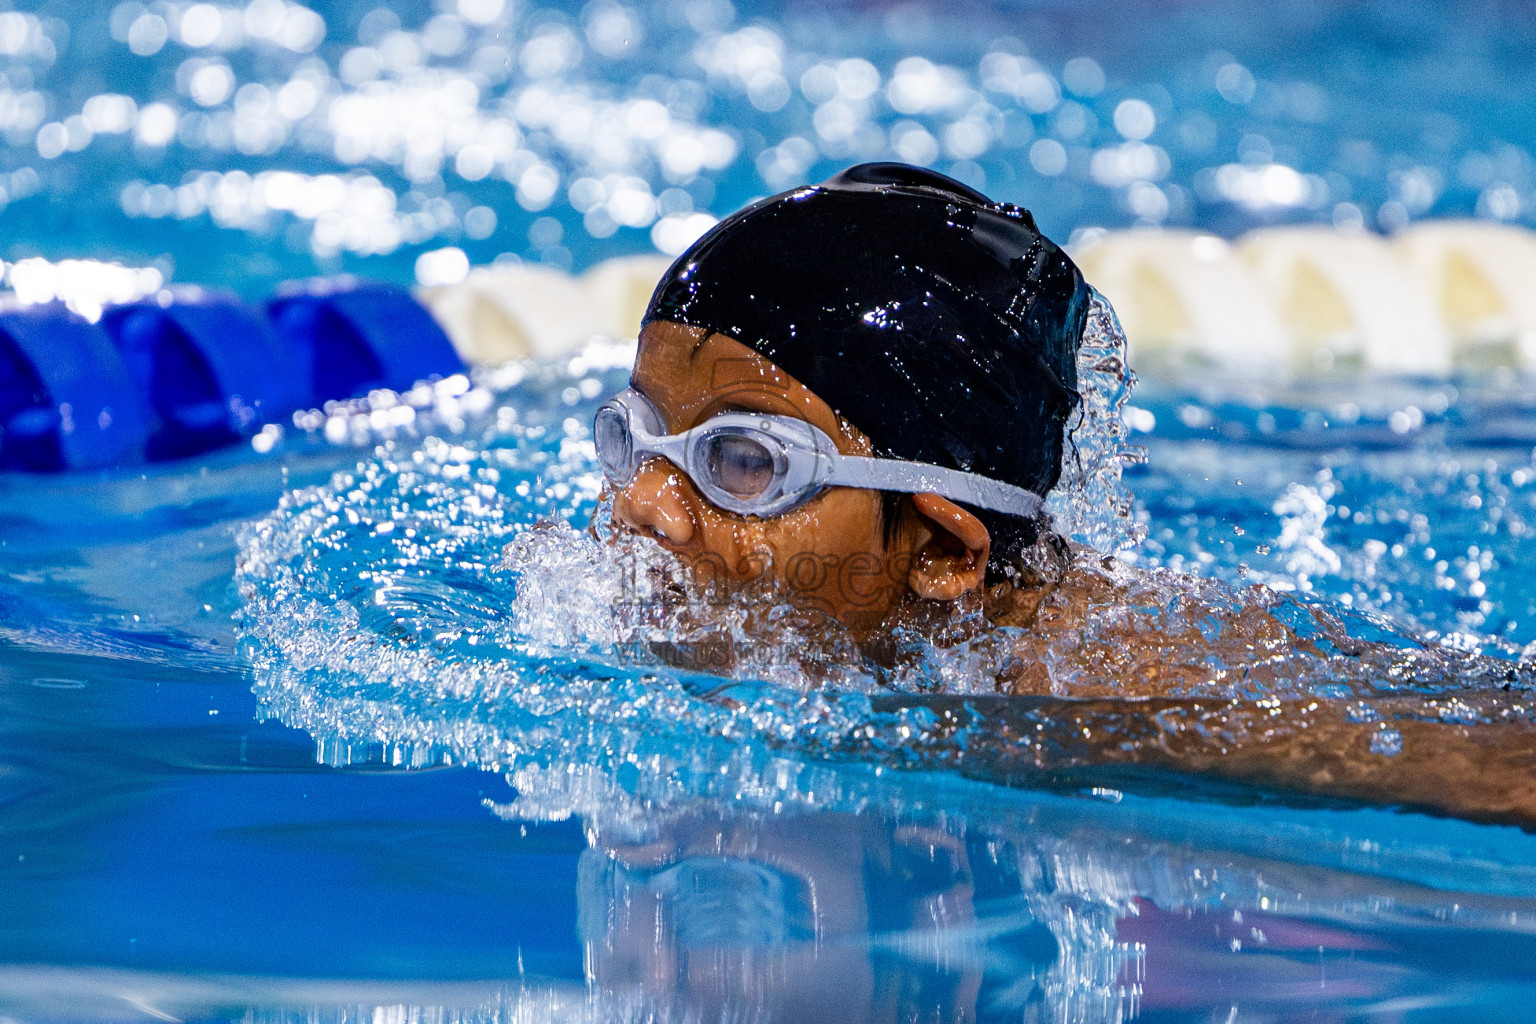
827;455;1044;519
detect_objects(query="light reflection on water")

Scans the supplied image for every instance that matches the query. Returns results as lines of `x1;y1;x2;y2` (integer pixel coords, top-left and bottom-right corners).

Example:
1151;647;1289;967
4;1;1536;289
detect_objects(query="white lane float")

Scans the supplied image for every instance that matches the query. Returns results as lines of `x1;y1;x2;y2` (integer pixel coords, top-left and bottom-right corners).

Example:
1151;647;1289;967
412;223;1536;376
417;254;672;363
1236;227;1451;376
1068;230;1291;374
1394;220;1536;369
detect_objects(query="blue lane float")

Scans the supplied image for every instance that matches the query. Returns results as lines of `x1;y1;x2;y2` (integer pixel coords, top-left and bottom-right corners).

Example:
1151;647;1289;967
0;302;151;472
0;278;467;472
267;280;464;402
102;288;309;461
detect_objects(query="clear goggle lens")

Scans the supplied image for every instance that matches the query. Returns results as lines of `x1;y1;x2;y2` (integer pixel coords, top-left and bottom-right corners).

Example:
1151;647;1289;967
594;400;786;505
594;404;634;483
700;431;778;499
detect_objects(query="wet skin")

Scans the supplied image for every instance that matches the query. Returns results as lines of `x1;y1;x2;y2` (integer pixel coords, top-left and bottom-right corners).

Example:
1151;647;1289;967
612;319;991;639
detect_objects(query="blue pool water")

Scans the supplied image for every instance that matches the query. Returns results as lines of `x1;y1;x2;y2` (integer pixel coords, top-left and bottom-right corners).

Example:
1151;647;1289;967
4;334;1536;1020
7;0;1536;1020
5;0;1536;289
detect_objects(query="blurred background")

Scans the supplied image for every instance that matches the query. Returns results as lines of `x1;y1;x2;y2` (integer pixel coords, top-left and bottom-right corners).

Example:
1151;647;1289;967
2;0;1534;291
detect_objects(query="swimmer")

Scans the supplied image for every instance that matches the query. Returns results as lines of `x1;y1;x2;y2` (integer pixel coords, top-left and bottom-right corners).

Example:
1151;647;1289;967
601;162;1078;637
596;162;1536;824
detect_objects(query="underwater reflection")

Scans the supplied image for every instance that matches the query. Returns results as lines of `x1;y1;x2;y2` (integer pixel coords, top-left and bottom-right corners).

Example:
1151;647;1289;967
570;799;1536;1024
578;805;1132;1024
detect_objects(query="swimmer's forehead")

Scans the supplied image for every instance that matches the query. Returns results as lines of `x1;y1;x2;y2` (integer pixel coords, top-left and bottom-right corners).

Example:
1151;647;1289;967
631;320;870;454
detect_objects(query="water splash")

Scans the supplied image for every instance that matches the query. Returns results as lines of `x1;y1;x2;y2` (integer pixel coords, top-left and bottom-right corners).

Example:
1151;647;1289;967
1127;378;1536;653
504;510;879;692
1048;289;1147;554
1269;473;1344;588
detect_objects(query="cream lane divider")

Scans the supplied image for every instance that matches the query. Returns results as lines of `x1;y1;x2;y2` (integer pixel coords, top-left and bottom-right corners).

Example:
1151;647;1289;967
417;253;672;363
422;225;1536;374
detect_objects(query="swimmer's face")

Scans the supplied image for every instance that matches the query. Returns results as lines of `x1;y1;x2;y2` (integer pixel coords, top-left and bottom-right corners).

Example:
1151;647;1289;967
611;320;990;638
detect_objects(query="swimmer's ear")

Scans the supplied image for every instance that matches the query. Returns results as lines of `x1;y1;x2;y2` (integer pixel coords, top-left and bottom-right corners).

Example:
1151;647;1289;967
905;493;990;601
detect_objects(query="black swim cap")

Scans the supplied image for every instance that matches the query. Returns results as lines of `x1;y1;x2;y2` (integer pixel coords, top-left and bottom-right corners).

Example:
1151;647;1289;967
643;162;1090;579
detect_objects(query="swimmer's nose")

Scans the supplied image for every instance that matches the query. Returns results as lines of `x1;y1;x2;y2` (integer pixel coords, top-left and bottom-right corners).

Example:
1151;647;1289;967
613;457;696;549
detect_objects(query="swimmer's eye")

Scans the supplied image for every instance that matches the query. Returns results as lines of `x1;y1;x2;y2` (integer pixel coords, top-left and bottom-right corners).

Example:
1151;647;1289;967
703;434;777;499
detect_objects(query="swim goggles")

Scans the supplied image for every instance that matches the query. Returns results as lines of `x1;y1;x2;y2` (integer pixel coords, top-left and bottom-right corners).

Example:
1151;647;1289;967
594;387;1044;519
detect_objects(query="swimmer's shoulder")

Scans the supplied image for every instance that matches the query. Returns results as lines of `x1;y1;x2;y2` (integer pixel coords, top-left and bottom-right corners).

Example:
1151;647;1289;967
983;536;1130;631
985;540;1312;697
